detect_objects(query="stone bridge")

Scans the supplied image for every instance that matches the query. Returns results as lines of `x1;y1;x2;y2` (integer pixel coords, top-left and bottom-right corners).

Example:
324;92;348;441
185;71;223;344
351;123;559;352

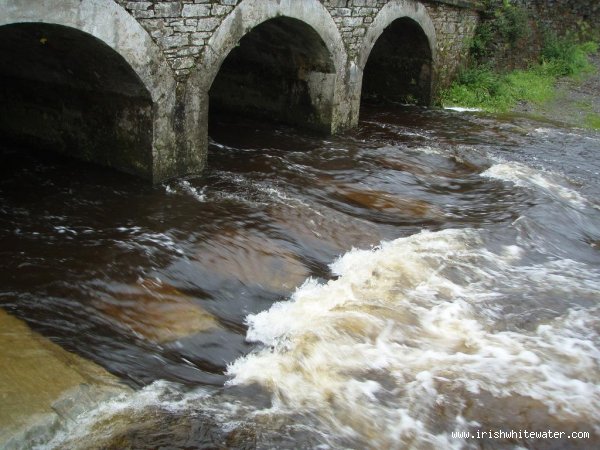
0;0;481;182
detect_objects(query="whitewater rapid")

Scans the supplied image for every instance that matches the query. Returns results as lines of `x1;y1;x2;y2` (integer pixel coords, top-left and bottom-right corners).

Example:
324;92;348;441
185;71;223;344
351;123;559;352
226;224;600;448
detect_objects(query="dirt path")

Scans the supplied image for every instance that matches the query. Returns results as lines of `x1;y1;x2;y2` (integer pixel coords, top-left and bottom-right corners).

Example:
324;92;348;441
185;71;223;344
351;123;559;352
516;52;600;129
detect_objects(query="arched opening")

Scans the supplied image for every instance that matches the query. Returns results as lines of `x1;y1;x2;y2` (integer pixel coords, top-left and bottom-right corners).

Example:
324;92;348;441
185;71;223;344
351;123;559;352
208;17;337;134
0;23;154;177
362;17;433;106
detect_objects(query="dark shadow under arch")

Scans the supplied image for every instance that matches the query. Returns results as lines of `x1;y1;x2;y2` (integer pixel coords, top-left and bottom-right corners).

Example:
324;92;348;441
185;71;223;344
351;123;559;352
209;17;336;134
0;23;154;177
362;17;433;106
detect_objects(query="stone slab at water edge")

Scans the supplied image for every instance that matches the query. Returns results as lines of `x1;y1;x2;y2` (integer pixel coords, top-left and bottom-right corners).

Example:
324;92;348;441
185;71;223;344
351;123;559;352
0;309;131;450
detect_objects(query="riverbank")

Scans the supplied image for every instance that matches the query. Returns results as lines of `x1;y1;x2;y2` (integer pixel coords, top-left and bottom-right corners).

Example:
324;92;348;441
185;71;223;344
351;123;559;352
441;39;600;130
513;52;600;129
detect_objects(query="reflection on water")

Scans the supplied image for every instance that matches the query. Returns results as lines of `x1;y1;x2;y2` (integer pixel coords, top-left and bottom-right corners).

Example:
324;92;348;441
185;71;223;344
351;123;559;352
1;105;599;448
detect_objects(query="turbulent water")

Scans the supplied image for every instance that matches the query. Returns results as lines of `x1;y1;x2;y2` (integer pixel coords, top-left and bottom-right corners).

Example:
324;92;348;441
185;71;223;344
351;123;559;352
1;105;599;449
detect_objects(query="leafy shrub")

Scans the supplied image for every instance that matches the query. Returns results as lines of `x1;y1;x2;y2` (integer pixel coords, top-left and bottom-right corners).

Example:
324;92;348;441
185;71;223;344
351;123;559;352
541;33;597;76
495;1;529;44
469;0;530;58
470;22;494;58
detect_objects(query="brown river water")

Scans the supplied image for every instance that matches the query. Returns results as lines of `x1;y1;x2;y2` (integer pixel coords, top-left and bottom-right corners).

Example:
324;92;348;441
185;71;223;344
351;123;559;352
1;105;599;449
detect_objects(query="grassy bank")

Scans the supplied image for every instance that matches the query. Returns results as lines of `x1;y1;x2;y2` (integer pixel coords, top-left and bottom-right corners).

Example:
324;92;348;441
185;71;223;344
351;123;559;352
441;37;598;116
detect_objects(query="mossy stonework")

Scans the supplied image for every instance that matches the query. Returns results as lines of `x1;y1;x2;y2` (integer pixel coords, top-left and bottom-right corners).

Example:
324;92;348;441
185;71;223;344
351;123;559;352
470;0;599;72
0;0;594;181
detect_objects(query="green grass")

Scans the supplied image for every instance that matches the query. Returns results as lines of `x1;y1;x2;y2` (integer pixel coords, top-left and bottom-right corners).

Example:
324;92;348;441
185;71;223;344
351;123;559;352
584;113;600;130
441;66;555;112
441;37;598;112
574;100;594;111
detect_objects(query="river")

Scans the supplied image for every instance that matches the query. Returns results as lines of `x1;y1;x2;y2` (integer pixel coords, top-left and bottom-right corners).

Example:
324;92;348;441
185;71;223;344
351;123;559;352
1;104;599;449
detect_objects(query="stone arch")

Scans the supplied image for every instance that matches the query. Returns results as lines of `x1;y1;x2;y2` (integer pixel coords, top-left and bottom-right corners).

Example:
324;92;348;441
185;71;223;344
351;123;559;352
0;0;180;182
183;0;351;161
357;0;437;107
201;0;346;94
210;16;339;133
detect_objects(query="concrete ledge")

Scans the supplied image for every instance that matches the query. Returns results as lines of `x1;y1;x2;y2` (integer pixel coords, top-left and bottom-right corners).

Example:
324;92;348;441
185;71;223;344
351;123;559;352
0;309;130;450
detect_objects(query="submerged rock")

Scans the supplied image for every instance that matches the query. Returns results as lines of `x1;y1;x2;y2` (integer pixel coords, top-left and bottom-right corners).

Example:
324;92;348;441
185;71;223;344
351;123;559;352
195;230;311;294
96;278;221;343
0;309;129;450
337;185;442;219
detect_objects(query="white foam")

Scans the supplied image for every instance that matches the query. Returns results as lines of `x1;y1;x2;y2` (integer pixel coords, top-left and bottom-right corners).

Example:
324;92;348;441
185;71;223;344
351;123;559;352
40;381;215;450
162;180;207;202
412;145;446;156
534;127;600;142
54;225;77;235
227;229;600;448
255;184;314;210
179;180;207;202
482;162;588;207
444;106;482;112
115;230;185;256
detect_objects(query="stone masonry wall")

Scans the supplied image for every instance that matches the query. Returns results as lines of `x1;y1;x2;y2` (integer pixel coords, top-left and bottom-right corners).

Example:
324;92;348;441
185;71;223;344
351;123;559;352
424;2;479;88
522;0;599;36
116;1;242;80
477;0;599;72
117;0;481;90
321;0;380;59
6;0;592;182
